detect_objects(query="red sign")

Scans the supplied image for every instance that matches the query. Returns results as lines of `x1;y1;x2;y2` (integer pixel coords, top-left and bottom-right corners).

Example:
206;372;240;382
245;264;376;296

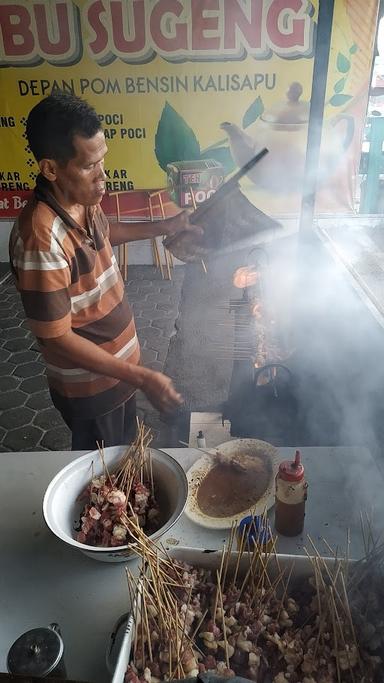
0;191;30;219
0;188;177;221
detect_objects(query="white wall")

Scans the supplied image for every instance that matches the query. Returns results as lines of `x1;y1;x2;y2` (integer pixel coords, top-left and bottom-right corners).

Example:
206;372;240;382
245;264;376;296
0;222;12;262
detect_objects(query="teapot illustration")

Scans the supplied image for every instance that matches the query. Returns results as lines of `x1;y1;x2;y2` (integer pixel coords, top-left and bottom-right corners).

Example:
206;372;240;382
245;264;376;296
221;82;355;195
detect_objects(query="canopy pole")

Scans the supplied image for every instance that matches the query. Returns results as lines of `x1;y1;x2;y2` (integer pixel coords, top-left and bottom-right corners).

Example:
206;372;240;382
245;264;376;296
298;0;335;236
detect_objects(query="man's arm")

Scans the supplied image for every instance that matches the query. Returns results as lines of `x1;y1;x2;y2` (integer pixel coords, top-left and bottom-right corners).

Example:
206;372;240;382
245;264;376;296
43;331;183;413
109;210;202;246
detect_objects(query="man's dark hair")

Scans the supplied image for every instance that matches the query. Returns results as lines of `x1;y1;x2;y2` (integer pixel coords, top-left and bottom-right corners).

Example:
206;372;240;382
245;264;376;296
26;91;102;165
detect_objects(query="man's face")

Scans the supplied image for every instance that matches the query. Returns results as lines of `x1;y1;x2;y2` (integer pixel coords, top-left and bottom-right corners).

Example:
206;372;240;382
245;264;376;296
53;130;108;207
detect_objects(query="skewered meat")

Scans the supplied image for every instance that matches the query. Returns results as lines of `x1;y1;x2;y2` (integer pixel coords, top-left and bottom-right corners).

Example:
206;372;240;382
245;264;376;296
75;425;160;548
123;513;383;683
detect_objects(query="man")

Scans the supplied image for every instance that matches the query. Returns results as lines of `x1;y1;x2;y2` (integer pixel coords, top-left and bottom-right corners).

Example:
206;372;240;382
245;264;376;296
9;91;199;449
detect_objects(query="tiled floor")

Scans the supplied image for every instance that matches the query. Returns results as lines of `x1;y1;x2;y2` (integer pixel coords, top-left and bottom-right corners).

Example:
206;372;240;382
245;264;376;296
0;266;185;451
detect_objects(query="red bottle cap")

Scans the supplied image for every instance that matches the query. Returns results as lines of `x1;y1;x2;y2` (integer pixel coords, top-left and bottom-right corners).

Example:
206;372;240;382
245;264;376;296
278;449;304;482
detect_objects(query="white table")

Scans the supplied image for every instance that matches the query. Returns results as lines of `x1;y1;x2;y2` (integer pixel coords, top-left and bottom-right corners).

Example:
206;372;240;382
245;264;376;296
0;446;382;682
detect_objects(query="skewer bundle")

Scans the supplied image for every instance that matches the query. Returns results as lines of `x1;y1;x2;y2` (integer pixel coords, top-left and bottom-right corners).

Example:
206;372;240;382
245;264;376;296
76;422;159;548
123;514;381;683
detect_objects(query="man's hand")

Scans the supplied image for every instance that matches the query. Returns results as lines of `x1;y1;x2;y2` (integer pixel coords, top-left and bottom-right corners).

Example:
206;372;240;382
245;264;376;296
141;369;184;413
43;331;183;414
163;210;203;237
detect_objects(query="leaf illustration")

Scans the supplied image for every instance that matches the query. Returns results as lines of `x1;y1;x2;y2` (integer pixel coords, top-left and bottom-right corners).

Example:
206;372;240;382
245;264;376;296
349;43;358;54
200;146;236;176
155;102;200;172
202;137;228;152
337;52;351;73
242;96;264;129
334;77;346;93
329;94;353;107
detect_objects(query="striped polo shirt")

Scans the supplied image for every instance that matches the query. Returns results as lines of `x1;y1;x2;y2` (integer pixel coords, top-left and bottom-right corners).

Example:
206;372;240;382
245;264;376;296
9;176;140;420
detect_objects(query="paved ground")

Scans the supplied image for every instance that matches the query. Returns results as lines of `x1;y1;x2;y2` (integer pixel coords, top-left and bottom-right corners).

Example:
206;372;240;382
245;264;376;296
0;266;185;451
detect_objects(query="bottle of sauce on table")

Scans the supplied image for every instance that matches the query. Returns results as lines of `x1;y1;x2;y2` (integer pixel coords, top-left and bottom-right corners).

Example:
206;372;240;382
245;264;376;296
197;430;206;448
274;449;308;536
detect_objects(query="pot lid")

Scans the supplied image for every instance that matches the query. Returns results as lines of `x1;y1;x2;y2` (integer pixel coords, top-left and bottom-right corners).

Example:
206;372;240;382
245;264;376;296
7;626;64;676
261;82;309;125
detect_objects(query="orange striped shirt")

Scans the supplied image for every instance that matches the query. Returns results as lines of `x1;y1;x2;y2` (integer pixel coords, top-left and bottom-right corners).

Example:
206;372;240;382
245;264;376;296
9;177;140;419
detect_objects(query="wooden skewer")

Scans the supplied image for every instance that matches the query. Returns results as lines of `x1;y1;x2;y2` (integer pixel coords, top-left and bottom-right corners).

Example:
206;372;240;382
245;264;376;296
216;570;230;670
330;585;356;683
276;561;294;621
321;536;337;558
360;510;368;557
222;521;237;589
149;451;154;499
125;567;135;615
174;600;181;678
311;560;328;660
178;584;193;657
255;566;287;613
329;586;342;683
168;639;172;680
239;540;267;599
141;563;153;662
233;522;247;587
364;510;376;554
190;607;208;645
189;186;197;211
133;579;141;663
339;572;362;672
213;543;227;620
306;537;348;625
345;527;351;583
306;545;359;676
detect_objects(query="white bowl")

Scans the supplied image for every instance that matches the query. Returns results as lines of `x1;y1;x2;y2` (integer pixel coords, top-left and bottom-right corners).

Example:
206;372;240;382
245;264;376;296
43;446;188;563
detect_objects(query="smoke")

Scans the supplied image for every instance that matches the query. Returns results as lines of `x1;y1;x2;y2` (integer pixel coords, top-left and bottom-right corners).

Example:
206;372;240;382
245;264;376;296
289;221;381;446
220;112;356;213
263;216;384;544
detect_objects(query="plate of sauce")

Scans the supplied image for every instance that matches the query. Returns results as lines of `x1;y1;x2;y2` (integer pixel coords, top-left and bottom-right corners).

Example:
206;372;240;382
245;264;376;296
185;438;279;529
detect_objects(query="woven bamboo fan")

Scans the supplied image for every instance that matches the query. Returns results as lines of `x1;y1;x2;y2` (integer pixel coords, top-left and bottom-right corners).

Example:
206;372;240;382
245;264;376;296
163;149;282;263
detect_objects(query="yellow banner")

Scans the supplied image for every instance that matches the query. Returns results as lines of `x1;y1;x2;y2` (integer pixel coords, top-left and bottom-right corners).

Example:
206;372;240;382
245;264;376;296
0;0;379;217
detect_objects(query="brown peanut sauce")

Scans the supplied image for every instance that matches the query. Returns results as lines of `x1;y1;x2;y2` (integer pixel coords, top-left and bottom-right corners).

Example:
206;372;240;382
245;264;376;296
196;454;271;518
